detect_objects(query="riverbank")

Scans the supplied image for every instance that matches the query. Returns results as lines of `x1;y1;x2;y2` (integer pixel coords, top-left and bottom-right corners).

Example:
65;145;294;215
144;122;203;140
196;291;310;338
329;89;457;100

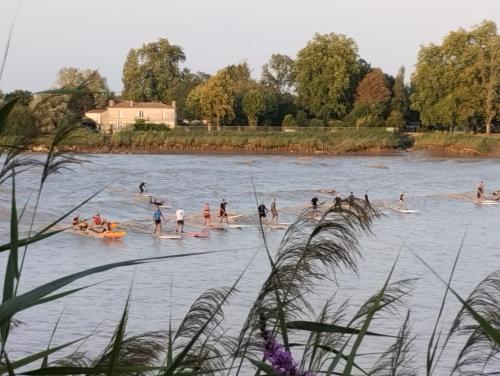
29;127;411;155
8;128;500;157
411;133;500;156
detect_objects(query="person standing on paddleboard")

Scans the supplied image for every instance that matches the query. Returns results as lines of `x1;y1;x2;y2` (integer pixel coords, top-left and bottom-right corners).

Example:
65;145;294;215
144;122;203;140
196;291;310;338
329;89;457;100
139;182;147;194
202;203;211;226
219;199;229;223
153;207;166;235
271;198;278;222
311;197;319;210
175;207;185;233
258;203;269;220
477;181;485;201
348;192;355;208
398;192;407;210
364;191;370;209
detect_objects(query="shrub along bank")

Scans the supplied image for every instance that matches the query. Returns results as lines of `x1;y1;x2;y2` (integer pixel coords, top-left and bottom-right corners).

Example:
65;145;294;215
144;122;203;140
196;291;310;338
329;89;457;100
411;133;500;155
45;127;409;154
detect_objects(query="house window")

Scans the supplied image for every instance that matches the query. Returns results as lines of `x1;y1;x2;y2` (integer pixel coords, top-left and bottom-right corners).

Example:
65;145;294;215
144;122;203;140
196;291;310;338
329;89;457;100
118;122;123;130
118;110;123;118
162;111;166;119
138;110;144;118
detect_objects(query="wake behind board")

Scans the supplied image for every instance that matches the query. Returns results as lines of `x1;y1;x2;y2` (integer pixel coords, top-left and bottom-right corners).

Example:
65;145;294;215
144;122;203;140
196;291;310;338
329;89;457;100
228;213;247;220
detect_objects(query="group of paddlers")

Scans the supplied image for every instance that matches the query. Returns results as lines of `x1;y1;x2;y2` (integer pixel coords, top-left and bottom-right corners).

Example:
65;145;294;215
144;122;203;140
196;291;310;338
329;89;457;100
72;214;112;233
476;181;500;201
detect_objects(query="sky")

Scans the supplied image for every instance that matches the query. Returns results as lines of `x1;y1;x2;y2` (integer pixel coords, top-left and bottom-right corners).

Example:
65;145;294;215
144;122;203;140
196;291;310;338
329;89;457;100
0;0;499;93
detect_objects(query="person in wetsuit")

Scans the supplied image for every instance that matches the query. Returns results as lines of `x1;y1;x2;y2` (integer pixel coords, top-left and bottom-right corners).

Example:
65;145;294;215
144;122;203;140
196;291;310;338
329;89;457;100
149;196;164;206
311;197;319;210
139;182;147;194
334;195;342;210
398;192;406;210
219;199;229;223
258;203;269;220
348;192;355;208
477;181;485;200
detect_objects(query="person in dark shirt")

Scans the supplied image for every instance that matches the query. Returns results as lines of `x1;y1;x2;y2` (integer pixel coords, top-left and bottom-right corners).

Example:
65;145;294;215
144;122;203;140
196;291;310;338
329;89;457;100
258;203;269;219
364;191;370;208
334;195;342;210
219;199;229;223
348;192;355;207
311;197;319;210
139;182;147;194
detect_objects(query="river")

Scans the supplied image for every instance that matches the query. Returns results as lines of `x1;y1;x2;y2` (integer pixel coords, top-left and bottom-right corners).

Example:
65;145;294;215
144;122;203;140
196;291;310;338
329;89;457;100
1;152;499;374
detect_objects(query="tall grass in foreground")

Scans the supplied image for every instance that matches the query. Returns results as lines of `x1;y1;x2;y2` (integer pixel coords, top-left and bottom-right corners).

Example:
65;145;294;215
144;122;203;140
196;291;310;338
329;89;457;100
1;96;500;375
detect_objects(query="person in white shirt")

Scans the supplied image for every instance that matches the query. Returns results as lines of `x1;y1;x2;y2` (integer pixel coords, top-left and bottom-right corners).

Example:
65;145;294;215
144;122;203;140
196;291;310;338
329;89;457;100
175;207;185;233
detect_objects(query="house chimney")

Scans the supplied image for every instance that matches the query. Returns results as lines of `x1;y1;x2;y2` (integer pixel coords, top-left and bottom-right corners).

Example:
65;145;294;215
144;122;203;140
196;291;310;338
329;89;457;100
108;99;115;107
171;100;176;108
129;100;134;107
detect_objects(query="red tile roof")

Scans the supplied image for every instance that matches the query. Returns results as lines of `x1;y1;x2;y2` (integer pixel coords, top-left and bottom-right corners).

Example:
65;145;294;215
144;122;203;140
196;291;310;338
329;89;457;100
110;101;174;109
86;109;106;113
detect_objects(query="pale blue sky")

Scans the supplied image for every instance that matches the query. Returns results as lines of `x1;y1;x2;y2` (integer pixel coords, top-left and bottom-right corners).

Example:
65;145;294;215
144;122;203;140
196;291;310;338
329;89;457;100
0;0;499;92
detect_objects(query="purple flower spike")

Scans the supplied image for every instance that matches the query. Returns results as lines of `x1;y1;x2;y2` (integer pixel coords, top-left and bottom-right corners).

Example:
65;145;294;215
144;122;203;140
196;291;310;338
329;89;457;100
262;330;315;376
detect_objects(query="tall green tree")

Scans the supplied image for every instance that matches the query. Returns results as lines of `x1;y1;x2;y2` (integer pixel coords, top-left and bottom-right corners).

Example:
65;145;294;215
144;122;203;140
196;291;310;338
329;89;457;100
222;62;256;125
261;54;295;94
411;21;499;133
391;66;409;115
197;70;236;129
56;67;110;112
295;33;360;120
121;38;185;103
242;87;278;127
122;49;143;101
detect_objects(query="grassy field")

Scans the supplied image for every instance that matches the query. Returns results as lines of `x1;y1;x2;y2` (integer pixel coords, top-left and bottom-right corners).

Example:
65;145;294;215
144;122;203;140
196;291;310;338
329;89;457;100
412;133;500;155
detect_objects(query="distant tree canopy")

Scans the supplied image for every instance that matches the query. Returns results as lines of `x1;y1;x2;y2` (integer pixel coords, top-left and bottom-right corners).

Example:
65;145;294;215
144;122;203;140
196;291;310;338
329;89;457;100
261;54;295;94
5;21;498;133
295;33;360;120
411;21;500;133
121;38;185;103
355;68;392;105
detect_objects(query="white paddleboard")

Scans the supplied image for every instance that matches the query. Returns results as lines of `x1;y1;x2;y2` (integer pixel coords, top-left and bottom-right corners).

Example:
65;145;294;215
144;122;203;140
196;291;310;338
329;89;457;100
477;200;499;205
157;235;182;240
396;209;419;214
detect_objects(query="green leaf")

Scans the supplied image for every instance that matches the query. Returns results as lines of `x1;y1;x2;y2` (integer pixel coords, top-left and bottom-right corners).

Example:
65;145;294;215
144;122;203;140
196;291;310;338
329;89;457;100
342;253;400;376
0;336;86;373
247;358;280;376
23;365;173;375
0;98;19;134
0;180;115;254
0;251;225;327
1;171;18;345
106;289;131;375
0;230;65;254
410;248;500;346
286;321;390;337
161;255;254;376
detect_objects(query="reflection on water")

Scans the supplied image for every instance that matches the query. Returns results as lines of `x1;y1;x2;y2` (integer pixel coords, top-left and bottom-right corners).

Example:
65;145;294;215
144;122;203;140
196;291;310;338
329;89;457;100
1;153;500;373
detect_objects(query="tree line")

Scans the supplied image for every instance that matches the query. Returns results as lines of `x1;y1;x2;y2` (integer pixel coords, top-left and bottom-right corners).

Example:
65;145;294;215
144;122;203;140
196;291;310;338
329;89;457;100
1;20;498;135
